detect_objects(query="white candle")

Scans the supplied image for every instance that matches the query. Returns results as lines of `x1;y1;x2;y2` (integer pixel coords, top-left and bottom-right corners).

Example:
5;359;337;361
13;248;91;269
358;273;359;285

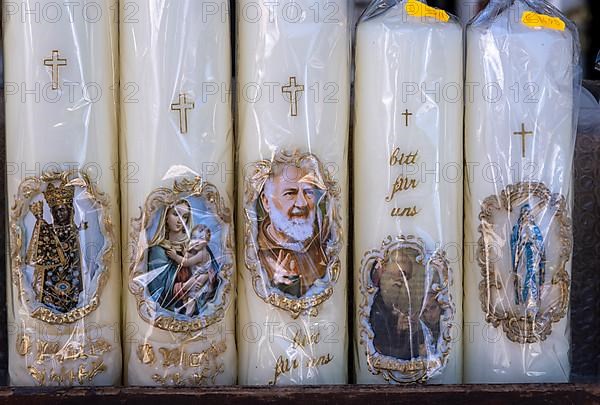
236;0;350;385
354;0;463;384
464;0;577;383
120;0;236;386
4;0;121;386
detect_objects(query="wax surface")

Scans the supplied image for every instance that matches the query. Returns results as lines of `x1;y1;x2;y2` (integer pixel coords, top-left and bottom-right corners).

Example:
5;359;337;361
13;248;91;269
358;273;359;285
354;2;463;385
5;0;121;386
120;0;236;386
464;1;575;383
236;0;350;385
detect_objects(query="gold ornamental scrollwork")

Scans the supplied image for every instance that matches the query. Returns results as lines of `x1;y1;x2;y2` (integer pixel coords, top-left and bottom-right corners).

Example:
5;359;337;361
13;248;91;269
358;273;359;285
477;181;572;344
128;176;234;333
9;170;113;324
359;235;454;384
243;149;343;318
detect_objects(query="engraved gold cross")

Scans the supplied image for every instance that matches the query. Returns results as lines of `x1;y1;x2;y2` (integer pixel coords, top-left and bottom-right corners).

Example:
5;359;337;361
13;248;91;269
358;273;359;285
282;76;304;117
402;109;413;127
171;93;195;134
513;123;534;158
43;50;67;90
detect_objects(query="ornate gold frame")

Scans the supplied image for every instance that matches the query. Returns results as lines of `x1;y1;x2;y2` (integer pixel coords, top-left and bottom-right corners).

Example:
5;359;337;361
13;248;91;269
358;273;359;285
359;235;454;384
128;177;234;333
243;150;343;318
477;181;572;344
9;170;114;324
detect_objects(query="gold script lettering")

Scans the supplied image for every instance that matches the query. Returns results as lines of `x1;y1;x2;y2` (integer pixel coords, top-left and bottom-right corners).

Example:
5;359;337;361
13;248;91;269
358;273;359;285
386;148;421;216
390;148;419;166
36;340;60;364
291;330;320;348
16;334;31;356
306;353;334;368
269;355;300;385
28;361;106;386
391;206;419;217
137;344;156;365
385;175;419;202
269;352;335;385
159;347;183;368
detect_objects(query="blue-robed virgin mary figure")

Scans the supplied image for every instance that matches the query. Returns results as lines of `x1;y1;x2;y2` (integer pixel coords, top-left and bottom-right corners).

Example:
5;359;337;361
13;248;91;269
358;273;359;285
511;204;546;314
146;199;221;316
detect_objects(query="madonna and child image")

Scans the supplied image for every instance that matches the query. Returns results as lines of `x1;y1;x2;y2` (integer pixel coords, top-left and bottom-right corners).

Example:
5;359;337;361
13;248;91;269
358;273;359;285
245;151;341;305
130;180;233;326
144;198;227;317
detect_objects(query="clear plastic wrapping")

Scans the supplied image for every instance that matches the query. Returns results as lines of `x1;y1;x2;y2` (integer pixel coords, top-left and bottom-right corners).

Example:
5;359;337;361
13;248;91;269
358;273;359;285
354;0;463;384
236;0;351;385
120;0;236;386
3;0;593;389
4;0;121;386
463;0;581;383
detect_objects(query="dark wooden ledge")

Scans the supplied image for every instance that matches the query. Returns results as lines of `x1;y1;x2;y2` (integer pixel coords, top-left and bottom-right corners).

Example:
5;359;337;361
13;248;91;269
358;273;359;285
0;384;599;405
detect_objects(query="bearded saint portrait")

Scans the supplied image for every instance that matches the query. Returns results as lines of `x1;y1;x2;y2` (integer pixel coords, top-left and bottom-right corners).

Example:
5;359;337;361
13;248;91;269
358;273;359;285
255;158;332;298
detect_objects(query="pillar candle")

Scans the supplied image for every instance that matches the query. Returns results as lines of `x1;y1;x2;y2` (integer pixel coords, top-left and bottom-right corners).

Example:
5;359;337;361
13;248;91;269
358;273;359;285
236;0;350;385
354;0;463;384
120;0;236;386
4;0;121;385
464;0;578;383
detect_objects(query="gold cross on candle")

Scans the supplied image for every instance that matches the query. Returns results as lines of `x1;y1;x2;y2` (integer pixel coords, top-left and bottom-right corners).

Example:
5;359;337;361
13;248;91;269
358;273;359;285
282;76;304;117
402;109;413;127
171;94;195;134
513;123;534;158
43;50;67;90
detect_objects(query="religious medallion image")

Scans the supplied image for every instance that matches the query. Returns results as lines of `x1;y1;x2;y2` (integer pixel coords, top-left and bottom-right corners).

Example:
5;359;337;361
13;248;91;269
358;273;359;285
129;177;234;333
10;171;114;323
478;182;571;343
244;150;342;318
359;235;453;383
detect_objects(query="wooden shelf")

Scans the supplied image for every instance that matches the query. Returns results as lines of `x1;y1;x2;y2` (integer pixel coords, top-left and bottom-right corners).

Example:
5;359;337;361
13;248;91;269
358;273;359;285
0;384;599;404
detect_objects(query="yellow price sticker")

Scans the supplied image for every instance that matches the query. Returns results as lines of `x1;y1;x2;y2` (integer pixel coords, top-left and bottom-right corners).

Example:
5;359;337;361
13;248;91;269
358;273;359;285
405;0;450;23
521;11;566;31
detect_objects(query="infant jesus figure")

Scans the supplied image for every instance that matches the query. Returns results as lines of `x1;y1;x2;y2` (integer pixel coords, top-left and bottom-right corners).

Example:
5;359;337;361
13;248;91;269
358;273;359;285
168;224;217;316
